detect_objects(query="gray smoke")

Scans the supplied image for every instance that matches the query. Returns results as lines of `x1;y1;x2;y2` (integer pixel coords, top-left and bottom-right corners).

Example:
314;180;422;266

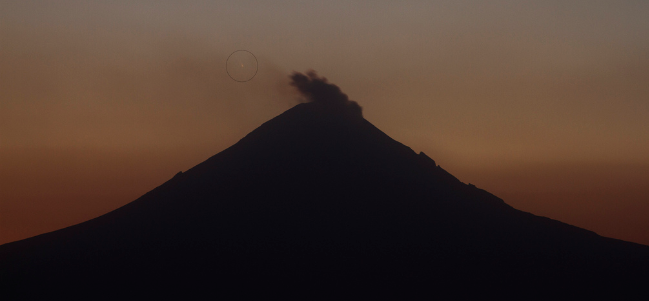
289;70;362;118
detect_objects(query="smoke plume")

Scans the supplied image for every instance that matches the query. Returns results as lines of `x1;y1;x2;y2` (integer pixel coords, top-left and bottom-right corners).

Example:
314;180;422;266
289;70;362;118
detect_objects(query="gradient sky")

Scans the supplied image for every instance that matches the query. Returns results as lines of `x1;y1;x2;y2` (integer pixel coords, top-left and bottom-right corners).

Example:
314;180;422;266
2;0;648;246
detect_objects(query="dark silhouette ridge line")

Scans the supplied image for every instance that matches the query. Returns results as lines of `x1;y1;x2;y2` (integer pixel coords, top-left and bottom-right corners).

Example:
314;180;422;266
1;79;648;298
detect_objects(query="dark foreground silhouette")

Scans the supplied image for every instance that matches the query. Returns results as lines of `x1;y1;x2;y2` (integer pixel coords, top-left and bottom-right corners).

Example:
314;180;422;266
1;102;648;299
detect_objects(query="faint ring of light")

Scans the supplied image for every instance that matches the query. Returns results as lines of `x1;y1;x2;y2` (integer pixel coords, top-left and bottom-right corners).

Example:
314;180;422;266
226;50;258;82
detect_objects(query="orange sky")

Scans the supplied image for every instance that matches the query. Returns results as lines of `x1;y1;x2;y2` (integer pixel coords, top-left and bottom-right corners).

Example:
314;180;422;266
2;1;648;246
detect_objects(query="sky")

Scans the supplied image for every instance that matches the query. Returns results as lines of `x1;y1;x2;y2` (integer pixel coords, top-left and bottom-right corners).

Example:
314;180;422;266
1;0;648;246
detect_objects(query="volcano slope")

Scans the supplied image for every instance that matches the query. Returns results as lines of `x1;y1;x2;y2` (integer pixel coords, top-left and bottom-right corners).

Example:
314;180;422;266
1;101;648;299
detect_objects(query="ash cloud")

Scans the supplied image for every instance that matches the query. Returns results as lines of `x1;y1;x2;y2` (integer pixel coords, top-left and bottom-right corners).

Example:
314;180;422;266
289;70;362;118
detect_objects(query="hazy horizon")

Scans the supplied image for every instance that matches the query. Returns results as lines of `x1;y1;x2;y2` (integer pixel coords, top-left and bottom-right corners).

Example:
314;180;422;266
2;1;648;246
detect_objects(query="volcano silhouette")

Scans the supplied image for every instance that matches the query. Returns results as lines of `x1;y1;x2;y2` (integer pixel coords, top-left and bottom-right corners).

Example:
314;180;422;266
1;102;648;299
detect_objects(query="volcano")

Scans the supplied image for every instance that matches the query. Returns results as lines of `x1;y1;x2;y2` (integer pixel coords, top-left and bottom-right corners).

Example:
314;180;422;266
1;101;648;299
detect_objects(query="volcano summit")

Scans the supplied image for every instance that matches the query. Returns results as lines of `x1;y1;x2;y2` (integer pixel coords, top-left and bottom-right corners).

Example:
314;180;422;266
1;73;647;299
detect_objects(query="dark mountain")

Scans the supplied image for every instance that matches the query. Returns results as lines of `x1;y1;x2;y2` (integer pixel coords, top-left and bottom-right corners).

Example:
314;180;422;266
1;102;648;299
